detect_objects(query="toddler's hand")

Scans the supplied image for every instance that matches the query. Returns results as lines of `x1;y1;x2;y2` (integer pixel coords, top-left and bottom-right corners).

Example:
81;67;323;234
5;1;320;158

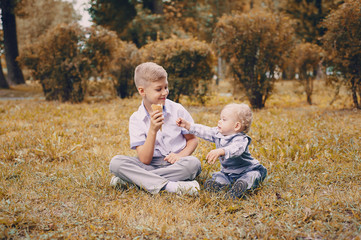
164;153;180;164
206;149;225;164
176;117;190;130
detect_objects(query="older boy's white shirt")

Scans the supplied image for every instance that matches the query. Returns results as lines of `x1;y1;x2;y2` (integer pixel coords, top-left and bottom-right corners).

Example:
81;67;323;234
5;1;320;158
129;99;194;157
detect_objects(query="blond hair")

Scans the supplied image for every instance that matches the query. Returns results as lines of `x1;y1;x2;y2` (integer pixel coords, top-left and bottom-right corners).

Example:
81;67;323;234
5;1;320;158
223;103;253;133
134;62;167;88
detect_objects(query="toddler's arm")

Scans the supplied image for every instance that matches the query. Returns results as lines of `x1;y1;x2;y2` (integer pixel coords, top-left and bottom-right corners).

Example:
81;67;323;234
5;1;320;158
177;118;217;143
176;117;191;130
206;148;225;164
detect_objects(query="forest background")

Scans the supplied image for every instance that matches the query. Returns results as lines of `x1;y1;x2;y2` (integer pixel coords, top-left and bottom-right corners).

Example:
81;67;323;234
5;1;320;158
0;0;361;239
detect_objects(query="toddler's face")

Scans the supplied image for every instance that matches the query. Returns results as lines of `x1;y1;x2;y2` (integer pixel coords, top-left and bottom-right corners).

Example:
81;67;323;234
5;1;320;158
217;108;239;136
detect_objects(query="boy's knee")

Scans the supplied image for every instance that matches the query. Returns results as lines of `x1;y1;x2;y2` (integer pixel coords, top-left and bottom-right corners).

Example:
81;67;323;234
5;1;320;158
180;156;202;175
109;155;126;172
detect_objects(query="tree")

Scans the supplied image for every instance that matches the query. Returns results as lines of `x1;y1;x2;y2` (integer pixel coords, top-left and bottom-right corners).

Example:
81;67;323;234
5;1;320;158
89;0;166;34
322;0;361;109
120;6;188;48
88;0;246;45
143;0;163;14
280;0;343;44
0;0;25;85
214;10;295;109
89;0;137;34
0;57;9;89
161;0;247;43
0;31;9;88
16;0;79;47
291;43;324;105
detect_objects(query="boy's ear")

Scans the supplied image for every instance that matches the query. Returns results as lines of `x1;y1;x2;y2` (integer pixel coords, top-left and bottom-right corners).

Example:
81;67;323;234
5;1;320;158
138;86;145;96
235;122;242;132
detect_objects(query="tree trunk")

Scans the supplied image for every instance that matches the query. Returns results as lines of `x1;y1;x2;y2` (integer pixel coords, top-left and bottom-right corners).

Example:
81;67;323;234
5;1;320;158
305;75;313;105
350;76;360;109
301;67;313;105
216;56;222;85
143;0;163;14
0;57;9;88
247;78;265;109
357;78;361;109
249;91;264;109
152;0;163;14
1;0;25;85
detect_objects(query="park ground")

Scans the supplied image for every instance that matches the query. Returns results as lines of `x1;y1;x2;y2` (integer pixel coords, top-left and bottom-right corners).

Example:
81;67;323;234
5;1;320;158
0;79;360;239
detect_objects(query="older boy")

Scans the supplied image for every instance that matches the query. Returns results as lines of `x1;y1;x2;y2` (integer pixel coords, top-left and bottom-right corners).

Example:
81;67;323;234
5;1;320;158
177;103;267;199
109;62;201;195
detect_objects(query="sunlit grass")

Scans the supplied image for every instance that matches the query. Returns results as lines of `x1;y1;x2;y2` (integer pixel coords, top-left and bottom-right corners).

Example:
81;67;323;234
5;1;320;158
1;80;360;239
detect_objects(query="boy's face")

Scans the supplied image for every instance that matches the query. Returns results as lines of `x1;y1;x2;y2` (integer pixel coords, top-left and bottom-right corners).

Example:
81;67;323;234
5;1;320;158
138;77;169;110
218;108;241;136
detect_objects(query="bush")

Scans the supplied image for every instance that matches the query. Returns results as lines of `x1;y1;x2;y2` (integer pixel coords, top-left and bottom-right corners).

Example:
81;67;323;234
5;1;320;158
214;10;295;109
291;43;324;105
110;41;139;98
83;26;120;79
322;0;361;109
139;38;215;103
19;23;89;102
83;26;139;98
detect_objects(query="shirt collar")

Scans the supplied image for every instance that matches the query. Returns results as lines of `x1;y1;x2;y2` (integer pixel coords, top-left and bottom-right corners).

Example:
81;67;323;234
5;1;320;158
140;100;170;121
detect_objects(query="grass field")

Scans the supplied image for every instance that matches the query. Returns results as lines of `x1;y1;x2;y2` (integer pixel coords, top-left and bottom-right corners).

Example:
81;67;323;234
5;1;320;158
1;80;360;239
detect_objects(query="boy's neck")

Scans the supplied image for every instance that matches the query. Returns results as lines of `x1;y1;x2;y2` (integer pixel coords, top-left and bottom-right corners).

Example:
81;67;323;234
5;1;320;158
143;102;152;114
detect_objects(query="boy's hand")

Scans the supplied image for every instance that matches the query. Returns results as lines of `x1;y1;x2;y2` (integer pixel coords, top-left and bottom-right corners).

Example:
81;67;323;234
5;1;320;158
206;149;225;164
176;117;191;130
164;153;180;164
150;110;164;132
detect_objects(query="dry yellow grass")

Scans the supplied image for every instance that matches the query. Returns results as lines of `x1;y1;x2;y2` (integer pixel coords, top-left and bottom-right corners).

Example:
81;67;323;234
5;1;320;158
0;80;360;239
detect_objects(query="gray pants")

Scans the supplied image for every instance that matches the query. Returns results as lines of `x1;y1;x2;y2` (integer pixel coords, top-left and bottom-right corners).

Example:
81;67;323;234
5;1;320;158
212;165;267;190
109;155;202;194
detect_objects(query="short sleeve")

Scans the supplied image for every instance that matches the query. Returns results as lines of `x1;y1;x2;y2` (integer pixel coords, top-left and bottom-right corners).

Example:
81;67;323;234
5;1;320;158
129;113;147;149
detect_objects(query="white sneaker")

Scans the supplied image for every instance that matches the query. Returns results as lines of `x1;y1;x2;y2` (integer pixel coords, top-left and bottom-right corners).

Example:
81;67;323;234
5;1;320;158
175;180;200;196
110;176;127;189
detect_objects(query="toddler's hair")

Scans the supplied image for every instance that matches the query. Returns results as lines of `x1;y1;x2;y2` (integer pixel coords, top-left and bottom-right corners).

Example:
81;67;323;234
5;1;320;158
134;62;167;88
224;103;253;133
